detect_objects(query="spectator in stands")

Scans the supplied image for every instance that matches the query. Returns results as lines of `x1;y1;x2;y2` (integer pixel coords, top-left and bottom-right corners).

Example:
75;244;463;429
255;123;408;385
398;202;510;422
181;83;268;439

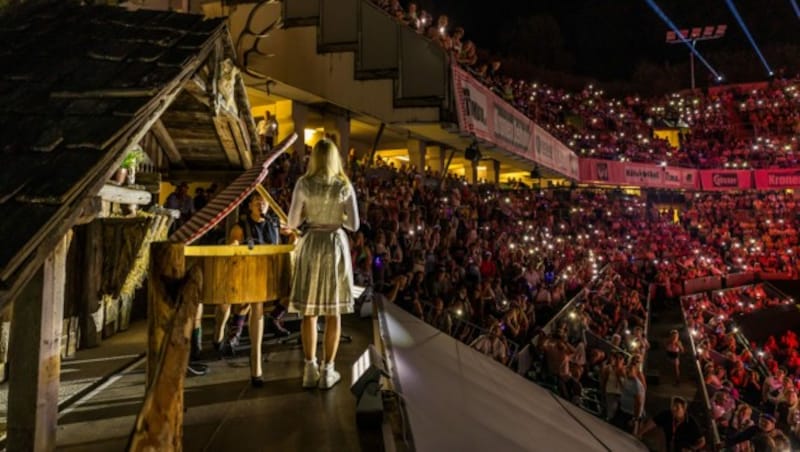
764;367;787;411
165;182;194;227
728;413;791;451
193;187;208;211
731;404;756;452
638;397;706;451
600;351;625;421
426;297;453;335
403;2;419;28
615;362;645;434
470;321;509;365
455;39;476;65
257;111;279;152
665;329;685;385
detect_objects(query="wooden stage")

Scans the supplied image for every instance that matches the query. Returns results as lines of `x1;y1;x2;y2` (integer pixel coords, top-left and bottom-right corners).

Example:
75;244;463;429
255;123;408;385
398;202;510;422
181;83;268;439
54;313;382;451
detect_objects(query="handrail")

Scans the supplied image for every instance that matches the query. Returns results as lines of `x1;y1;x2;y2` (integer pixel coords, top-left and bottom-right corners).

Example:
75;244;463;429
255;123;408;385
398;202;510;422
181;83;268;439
542;263;611;334
417;299;520;368
680;297;723;450
643;283;654;374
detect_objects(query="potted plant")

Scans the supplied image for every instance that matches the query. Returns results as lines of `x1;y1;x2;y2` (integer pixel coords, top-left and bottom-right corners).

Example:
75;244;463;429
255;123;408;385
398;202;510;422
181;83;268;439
116;146;147;185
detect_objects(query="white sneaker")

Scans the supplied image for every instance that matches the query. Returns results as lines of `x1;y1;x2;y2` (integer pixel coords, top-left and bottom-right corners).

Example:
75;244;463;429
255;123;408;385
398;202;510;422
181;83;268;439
302;360;320;389
318;363;341;390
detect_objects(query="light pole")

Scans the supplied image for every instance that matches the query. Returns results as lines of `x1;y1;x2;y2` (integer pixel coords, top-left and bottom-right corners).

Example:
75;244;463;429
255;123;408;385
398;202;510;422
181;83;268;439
666;25;726;90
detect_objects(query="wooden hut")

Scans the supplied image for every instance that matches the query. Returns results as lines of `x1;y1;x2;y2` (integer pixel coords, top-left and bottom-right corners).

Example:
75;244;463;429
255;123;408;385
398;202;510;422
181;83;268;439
0;2;260;449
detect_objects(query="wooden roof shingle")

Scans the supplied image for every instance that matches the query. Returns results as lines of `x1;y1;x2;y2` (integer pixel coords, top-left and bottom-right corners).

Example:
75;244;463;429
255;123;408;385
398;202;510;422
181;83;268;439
0;1;226;303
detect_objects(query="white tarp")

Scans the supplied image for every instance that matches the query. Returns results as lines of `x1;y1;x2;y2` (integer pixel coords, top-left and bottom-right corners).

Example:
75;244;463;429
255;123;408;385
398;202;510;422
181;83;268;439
377;301;648;452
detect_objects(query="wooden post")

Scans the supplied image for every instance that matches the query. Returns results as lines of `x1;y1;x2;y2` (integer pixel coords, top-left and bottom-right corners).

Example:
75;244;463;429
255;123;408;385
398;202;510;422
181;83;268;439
7;231;72;452
81;221;103;348
0;305;11;382
146;242;186;387
130;241;201;452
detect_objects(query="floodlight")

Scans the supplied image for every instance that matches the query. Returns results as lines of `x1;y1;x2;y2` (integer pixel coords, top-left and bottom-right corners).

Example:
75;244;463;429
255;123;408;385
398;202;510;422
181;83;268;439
351;345;389;429
351;344;387;397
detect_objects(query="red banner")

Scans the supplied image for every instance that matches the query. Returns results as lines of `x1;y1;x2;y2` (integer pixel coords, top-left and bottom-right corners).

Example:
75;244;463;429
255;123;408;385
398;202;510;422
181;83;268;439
579;159;698;189
699;170;753;191
754;168;800;190
452;65;579;180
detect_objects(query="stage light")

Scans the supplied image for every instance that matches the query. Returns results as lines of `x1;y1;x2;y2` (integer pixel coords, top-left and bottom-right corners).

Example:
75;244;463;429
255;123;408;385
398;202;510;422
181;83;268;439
725;0;774;76
648;0;722;80
351;345;389;429
791;0;800;18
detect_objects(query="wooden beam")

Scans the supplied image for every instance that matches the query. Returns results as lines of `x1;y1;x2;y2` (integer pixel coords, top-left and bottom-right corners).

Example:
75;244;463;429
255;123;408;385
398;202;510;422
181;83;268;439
98;184;152;205
129;242;200;451
171;137;221;148
151;120;186;169
145;242;186;387
7;231;72;452
183;76;211;108
222;32;260;163
80;222;103;348
0;305;11;382
255;184;288;225
212;115;242;167
160;110;215;125
227;115;253;169
75;196;103;225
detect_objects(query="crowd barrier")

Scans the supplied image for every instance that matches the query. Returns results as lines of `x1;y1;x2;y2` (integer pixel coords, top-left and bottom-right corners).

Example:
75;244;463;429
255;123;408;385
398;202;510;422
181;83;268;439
758;271;794;281
683;276;722;295
724;272;755;287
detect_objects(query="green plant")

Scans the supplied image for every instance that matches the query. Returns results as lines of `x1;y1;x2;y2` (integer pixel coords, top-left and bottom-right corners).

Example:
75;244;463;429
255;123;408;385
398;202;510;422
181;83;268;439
121;146;146;169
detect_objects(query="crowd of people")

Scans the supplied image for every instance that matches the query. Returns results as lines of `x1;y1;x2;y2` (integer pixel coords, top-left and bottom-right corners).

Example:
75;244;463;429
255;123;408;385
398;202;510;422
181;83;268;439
682;192;800;277
166;129;800;447
683;285;800;450
371;0;800;170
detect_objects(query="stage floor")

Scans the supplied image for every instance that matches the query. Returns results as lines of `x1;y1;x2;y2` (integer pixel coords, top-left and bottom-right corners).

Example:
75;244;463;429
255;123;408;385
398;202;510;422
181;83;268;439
55;314;381;452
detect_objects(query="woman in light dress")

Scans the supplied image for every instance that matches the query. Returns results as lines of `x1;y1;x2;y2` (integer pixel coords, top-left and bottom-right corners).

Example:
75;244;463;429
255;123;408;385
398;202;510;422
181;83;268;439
288;139;359;389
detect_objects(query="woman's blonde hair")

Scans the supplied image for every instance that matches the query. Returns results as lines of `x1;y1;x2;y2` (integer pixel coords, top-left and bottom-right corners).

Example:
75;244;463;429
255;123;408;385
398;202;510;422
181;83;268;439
305;138;349;182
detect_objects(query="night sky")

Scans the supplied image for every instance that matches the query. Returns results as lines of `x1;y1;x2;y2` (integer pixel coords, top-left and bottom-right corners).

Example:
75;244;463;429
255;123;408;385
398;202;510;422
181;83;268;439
417;0;800;87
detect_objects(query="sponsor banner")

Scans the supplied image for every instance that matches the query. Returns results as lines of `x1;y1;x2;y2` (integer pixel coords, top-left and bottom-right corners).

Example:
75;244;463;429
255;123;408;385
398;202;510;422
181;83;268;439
699;170;752;191
663;167;699;189
493;100;533;158
621;162;665;186
452;65;491;143
754;168;800;190
532;125;556;167
452;65;578;179
580;158;618;183
580;159;697;189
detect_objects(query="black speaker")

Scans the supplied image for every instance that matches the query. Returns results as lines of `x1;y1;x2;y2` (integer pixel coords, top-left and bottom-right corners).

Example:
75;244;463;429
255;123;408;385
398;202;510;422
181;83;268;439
530;166;541;178
465;143;481;162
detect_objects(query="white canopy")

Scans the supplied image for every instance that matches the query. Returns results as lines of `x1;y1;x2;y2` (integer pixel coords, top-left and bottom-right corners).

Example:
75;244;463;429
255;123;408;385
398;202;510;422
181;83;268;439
377;301;648;452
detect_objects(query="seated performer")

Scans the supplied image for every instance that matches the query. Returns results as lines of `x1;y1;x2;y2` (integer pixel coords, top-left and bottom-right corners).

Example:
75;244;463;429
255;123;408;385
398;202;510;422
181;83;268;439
287;138;359;389
213;194;286;387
